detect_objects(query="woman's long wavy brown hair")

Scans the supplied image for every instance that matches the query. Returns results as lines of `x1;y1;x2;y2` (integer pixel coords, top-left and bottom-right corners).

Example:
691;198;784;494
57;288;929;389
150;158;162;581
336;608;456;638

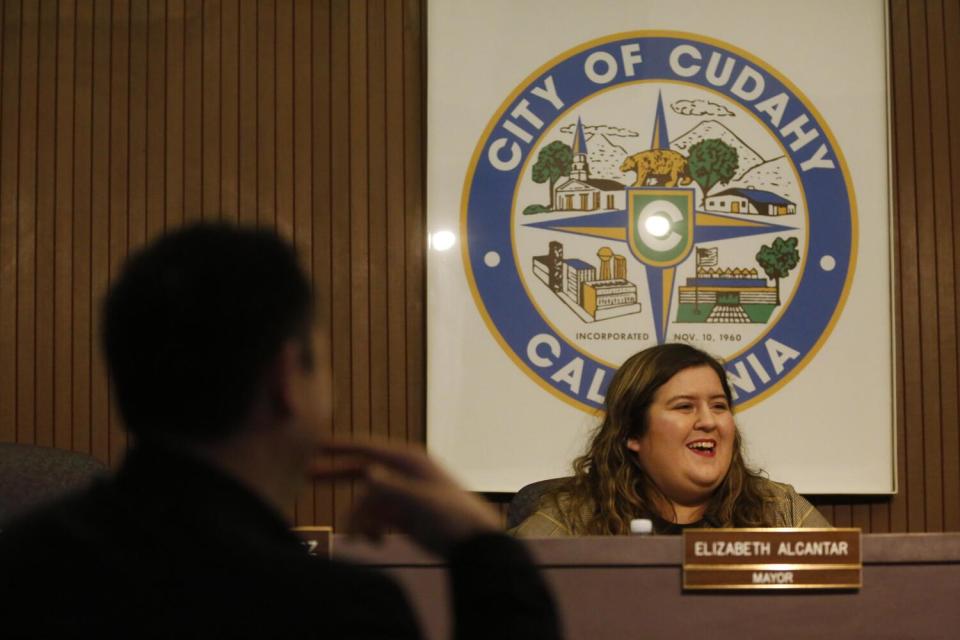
549;343;777;534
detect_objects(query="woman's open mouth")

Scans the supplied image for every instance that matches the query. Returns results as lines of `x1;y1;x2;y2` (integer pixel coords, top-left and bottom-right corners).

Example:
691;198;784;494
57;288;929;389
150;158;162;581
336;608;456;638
686;439;717;457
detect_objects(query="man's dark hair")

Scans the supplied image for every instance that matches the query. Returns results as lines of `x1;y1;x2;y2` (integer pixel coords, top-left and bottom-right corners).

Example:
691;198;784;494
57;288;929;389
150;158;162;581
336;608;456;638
102;223;313;442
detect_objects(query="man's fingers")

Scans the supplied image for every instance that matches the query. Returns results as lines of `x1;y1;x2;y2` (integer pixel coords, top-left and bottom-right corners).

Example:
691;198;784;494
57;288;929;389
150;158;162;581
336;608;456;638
312;460;430;508
315;439;447;482
313;438;501;556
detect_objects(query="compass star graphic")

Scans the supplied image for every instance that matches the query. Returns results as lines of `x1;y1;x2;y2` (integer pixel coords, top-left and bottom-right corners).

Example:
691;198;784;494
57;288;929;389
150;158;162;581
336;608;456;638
521;93;794;343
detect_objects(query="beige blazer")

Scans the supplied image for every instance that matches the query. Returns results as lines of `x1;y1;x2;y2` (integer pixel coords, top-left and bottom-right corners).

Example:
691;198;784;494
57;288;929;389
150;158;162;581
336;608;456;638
509;479;831;537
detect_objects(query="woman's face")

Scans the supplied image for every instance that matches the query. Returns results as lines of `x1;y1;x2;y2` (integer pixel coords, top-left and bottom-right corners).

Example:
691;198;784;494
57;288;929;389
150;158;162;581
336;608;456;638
626;365;735;513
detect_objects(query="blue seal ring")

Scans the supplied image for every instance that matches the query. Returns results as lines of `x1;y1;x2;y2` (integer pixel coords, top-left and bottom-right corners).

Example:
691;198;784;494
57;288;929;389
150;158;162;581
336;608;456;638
461;32;857;411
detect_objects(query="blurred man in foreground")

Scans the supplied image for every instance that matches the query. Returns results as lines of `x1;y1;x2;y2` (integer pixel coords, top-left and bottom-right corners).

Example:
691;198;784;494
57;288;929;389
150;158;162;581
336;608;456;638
0;224;559;639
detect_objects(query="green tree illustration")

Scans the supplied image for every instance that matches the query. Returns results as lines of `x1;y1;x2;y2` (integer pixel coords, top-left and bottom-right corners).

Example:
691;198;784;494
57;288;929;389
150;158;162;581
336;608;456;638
755;236;800;305
687;139;739;205
531;141;573;209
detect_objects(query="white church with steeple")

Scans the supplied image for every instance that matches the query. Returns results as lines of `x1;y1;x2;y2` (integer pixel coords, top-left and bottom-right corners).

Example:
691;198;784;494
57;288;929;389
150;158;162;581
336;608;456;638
554;118;626;212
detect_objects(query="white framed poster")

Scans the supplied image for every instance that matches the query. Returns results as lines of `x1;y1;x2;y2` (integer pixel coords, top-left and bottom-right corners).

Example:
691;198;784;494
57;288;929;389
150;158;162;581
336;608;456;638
426;0;894;494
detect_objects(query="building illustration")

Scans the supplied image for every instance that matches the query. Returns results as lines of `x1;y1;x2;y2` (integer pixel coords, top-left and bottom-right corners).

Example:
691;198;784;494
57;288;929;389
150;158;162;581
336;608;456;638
676;246;778;324
553;120;626;212
704;187;796;216
532;241;641;322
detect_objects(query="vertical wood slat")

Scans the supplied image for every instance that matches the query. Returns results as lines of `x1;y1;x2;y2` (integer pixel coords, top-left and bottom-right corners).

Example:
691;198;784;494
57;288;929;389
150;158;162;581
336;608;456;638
851;504;870;532
144;0;164;240
127;0;146;252
311;0;334;529
272;0;297;522
367;0;389;449
347;0;372;527
236;0;256;225
0;0;23;446
256;0;274;230
16;0;38;446
2;0;956;534
89;0;111;463
931;0;960;534
908;0;944;533
385;0;407;447
182;0;201;223
891;0;924;532
329;0;352;534
219;0;238;222
403;0;424;446
107;0;129;465
348;0;370;456
200;0;220;222
53;0;77;453
944;0;960;535
274;0;292;237
71;0;92;455
126;0;147;459
35;0;59;449
164;0;183;230
290;0;313;526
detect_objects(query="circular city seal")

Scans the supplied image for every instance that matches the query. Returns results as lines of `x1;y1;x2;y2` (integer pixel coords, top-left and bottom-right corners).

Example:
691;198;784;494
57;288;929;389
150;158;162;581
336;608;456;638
461;31;857;412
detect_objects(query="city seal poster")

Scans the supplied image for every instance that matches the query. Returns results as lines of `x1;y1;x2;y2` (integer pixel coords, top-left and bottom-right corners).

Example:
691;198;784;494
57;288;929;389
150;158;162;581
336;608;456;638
463;32;855;412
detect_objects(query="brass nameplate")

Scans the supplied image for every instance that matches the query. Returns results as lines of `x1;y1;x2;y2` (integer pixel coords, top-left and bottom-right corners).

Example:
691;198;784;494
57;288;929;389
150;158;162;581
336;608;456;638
683;528;861;590
293;526;333;558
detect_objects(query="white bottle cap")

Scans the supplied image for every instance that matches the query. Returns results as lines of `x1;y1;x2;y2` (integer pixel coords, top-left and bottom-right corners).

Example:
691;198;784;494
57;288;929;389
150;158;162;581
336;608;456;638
630;518;653;535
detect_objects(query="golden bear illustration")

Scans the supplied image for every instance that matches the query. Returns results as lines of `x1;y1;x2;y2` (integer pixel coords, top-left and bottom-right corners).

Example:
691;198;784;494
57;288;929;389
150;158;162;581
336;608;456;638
619;149;693;187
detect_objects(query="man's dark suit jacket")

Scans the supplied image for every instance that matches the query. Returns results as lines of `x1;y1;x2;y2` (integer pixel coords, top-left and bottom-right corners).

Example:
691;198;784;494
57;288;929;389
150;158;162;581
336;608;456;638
0;445;559;639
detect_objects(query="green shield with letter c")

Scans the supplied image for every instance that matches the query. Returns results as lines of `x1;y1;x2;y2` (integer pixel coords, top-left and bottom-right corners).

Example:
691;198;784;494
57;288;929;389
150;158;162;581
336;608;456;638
627;187;695;268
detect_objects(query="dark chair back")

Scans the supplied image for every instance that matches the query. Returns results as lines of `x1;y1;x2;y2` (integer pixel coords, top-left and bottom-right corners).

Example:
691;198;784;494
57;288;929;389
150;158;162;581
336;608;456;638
506;477;570;530
0;443;109;523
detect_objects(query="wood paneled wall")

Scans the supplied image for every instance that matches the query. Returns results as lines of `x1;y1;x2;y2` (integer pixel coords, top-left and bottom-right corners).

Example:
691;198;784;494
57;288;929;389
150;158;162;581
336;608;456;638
876;0;960;533
0;0;425;531
0;0;957;533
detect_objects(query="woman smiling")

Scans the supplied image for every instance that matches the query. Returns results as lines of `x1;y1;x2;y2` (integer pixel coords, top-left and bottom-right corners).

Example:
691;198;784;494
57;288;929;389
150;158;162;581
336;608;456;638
511;344;829;536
